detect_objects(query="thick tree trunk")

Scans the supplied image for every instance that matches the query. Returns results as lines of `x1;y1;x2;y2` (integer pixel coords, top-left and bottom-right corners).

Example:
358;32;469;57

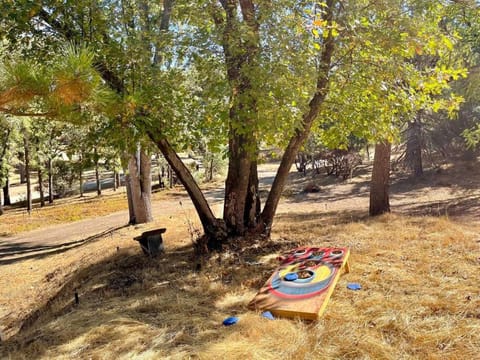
3;177;11;206
0;188;3;216
127;149;153;224
369;142;391;216
224;132;253;235
218;0;261;236
405;114;423;177
48;158;53;203
24;135;32;213
38;168;45;207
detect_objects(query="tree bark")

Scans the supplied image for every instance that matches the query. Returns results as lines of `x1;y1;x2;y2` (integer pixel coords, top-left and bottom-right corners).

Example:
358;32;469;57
369;142;392;216
95;163;102;195
148;134;226;240
224;130;254;235
79;166;84;197
125;172;136;224
0;187;3;216
219;0;260;236
113;169;117;191
0;129;11;207
19;163;27;184
127;149;153;224
405;114;423;177
48;158;53;203
3;177;11;206
38;168;45;207
24;135;32;213
244;159;260;228
94;148;102;196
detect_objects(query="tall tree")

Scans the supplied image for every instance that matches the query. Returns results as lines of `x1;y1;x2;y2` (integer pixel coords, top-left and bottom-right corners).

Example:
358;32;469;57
369;142;392;216
1;0;468;249
23;127;32;213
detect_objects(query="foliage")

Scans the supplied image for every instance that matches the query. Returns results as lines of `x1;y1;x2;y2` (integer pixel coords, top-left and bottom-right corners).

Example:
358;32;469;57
0;0;476;234
0;45;106;119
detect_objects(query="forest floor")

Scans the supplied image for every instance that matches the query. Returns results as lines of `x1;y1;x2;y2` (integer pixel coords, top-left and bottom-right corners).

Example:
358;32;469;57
0;159;479;359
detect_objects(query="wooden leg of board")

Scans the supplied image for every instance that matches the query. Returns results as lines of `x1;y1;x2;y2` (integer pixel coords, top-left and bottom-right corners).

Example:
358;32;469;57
344;260;350;274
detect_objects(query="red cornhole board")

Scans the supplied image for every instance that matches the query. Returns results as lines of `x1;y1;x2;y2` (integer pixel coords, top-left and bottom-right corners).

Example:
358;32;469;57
248;246;350;320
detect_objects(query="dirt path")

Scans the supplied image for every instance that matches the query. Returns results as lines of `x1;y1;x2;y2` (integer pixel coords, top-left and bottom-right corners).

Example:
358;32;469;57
0;165;279;264
3;160;480;264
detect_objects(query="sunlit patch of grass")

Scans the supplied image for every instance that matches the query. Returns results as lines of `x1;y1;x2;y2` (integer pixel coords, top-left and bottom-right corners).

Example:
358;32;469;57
1;211;479;359
0;189;176;236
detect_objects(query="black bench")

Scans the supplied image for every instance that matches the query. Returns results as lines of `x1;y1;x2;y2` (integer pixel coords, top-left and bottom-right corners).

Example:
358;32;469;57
134;228;166;257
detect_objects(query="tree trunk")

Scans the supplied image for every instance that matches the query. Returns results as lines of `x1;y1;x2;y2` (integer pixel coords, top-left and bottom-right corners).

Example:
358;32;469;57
19;163;27;184
218;0;260;236
1;130;11;207
157;165;162;187
79;166;84;197
116;171;121;189
369;142;391;216
244;160;260;229
209;158;214;182
223;131;254;236
95;164;101;195
3;177;11;206
127;149;153;224
125;172;136;224
94;148;102;196
48;158;53;203
24;135;32;213
0;187;3;216
113;169;117;191
405;114;423;177
168;165;173;188
147;134;226;241
38;168;45;207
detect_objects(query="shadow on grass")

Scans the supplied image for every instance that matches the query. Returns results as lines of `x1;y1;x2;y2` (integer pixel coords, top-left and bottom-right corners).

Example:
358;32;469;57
285;159;480;206
0;225;129;265
0;242;258;358
274;209;369;226
395;195;480;219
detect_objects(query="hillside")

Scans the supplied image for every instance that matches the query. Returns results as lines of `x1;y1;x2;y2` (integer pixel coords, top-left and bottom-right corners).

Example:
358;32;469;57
0;160;479;359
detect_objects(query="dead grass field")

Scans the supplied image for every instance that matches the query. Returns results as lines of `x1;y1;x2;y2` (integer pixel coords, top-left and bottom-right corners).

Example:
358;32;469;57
1;162;480;359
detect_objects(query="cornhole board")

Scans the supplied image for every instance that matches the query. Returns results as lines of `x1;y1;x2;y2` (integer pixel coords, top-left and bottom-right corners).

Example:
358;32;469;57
248;246;350;320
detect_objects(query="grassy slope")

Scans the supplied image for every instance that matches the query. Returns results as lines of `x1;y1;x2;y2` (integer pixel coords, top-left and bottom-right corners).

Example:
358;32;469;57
1;213;479;359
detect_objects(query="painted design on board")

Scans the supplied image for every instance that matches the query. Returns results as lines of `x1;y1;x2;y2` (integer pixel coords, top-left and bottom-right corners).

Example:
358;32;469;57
267;247;346;299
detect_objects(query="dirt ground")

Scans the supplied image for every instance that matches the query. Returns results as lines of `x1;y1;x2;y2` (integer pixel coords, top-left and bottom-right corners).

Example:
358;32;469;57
0;159;479;350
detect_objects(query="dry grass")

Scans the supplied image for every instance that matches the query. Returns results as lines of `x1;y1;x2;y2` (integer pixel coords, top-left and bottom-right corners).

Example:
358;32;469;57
0;189;173;236
1;210;479;359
